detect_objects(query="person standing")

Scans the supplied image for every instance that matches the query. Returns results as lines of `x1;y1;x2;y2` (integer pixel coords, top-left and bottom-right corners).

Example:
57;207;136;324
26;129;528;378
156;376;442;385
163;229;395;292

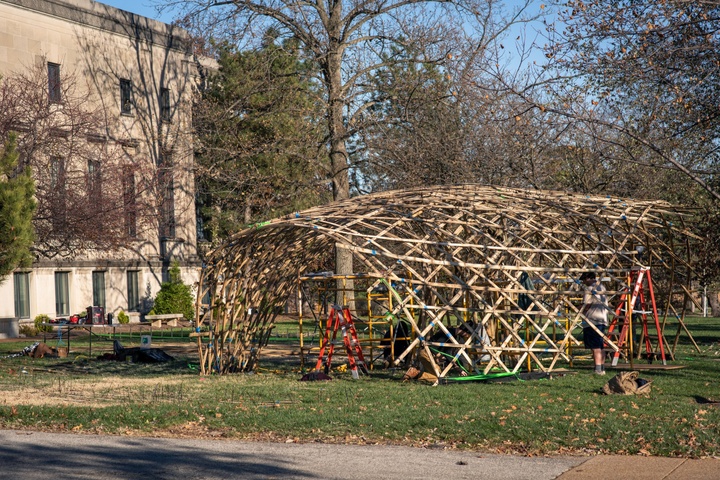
579;271;609;375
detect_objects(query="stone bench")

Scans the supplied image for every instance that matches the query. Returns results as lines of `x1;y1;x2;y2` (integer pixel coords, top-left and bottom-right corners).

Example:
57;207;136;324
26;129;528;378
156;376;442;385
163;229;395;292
0;317;19;339
144;313;184;328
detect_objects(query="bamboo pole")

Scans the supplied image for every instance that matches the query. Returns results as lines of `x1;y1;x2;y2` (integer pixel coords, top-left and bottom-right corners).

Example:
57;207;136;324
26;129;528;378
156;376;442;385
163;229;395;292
193;185;699;376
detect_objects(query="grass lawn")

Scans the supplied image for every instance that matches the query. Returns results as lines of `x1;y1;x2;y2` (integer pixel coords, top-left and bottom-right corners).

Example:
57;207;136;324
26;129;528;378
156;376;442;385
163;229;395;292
0;316;718;457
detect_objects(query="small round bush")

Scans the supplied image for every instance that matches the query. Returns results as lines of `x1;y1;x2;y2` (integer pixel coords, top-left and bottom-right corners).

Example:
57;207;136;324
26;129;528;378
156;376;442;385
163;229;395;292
19;323;38;336
153;263;194;321
117;310;130;324
34;314;53;333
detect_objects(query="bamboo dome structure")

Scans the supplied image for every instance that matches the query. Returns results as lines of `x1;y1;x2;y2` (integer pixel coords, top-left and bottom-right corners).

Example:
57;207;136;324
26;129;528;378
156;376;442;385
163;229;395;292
194;185;699;376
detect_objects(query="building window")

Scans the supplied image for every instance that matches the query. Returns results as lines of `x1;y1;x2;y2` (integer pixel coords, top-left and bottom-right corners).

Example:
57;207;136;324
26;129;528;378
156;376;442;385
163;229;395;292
88;159;101;200
120;79;133;115
48;62;61;103
122;166;137;237
50;156;65;187
13;273;30;318
158;151;175;238
50;156;67;229
92;271;106;309
160;87;171;122
55;272;70;316
127;270;140;312
162;177;176;238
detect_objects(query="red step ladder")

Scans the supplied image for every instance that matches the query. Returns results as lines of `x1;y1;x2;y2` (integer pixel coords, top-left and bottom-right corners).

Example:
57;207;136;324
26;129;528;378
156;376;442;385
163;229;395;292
315;305;369;379
608;267;667;366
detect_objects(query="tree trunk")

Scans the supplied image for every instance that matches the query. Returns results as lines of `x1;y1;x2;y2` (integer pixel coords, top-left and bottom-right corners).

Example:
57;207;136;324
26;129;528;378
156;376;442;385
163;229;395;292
326;31;354;308
710;290;720;317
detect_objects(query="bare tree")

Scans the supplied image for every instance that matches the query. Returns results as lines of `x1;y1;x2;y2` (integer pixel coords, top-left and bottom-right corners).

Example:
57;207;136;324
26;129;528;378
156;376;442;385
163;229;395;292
0;61;156;258
350;2;579;193
522;0;720;201
169;0;539;278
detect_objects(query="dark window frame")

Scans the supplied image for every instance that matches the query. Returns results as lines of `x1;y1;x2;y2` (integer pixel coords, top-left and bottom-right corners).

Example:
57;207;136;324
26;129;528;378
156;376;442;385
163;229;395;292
50;156;67;229
54;271;70;316
13;272;30;319
48;62;61;103
127;270;140;312
122;166;137;238
50;156;65;188
92;271;106;309
87;158;102;200
158;150;175;238
120;78;133;115
159;87;171;122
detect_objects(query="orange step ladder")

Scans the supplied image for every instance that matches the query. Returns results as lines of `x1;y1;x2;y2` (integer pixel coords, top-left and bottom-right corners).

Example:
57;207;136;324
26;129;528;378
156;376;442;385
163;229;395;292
609;267;667;366
315;305;369;379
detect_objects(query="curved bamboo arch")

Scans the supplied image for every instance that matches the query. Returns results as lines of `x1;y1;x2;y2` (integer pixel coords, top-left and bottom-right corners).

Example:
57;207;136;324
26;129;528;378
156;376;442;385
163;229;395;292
195;185;699;375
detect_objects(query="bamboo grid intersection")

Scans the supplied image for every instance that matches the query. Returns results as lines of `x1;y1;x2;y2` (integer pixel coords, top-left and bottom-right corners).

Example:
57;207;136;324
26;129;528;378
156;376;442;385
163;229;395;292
194;185;700;376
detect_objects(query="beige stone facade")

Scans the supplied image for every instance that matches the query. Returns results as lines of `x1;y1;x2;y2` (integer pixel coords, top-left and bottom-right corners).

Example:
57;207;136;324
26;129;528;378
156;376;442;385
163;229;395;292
0;0;201;322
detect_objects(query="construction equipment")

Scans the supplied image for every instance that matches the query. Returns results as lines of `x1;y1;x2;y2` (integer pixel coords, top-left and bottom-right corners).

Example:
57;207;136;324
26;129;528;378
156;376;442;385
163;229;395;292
315;305;369;379
608;267;667;367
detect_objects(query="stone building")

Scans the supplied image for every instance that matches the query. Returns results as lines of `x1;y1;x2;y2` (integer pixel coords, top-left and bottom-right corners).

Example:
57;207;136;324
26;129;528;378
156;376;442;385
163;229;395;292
0;0;201;323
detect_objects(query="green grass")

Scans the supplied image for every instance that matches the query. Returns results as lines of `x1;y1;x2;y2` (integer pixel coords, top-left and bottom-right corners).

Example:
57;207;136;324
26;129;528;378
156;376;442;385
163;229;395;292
0;316;719;457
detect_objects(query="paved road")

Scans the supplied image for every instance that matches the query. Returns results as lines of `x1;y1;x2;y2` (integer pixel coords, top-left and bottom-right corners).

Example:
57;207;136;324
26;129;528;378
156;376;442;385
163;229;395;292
1;429;583;480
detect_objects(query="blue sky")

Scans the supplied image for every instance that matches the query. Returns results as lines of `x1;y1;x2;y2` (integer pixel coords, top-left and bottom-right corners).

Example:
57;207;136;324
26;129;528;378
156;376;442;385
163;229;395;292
100;0;175;23
98;0;550;67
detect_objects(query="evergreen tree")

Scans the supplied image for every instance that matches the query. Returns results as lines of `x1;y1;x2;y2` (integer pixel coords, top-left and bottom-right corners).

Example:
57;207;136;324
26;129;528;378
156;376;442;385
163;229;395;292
0;133;35;279
152;262;195;322
195;35;329;243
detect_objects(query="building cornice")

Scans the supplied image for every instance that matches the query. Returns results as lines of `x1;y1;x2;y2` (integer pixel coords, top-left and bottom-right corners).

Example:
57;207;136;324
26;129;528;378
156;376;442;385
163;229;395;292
0;0;190;53
28;255;202;270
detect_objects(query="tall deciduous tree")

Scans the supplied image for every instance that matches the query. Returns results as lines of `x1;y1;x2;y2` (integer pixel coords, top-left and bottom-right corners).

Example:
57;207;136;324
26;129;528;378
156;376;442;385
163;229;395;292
173;0;538;276
0;133;35;279
358;51;465;191
194;35;329;243
528;0;720;306
544;0;720;201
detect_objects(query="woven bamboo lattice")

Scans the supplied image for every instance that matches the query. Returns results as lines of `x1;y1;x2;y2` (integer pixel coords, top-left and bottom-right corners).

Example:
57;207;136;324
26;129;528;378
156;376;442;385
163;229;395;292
194;185;699;376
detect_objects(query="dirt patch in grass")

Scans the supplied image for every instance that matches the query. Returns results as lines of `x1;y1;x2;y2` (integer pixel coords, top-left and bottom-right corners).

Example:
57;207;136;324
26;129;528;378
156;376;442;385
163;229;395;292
0;341;309;409
0;375;193;407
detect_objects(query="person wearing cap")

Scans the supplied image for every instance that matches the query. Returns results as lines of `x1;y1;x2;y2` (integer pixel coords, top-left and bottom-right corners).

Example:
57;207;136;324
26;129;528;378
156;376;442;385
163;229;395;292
579;271;608;375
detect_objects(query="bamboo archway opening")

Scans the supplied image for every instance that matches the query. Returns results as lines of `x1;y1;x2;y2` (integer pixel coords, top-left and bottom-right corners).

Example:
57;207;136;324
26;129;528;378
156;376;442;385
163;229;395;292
194;185;700;376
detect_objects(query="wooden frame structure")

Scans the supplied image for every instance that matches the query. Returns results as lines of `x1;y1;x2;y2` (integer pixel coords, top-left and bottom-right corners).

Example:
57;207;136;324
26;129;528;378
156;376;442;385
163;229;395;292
194;185;699;376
